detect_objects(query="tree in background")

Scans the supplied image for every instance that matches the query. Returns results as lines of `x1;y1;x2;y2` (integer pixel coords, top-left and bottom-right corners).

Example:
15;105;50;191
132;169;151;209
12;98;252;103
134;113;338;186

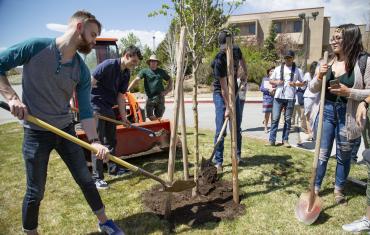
151;0;244;194
263;23;279;63
119;33;142;51
156;19;180;94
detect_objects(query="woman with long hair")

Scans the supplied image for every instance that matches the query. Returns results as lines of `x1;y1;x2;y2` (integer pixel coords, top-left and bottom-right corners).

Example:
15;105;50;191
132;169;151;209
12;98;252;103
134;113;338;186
309;24;370;205
303;61;318;140
260;66;275;133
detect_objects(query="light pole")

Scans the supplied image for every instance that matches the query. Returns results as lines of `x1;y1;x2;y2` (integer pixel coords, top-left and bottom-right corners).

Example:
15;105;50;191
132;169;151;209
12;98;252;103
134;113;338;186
152;36;156;53
299;11;319;72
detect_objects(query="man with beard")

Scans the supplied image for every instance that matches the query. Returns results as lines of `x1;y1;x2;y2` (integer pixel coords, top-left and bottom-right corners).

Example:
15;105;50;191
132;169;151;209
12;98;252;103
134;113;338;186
0;11;124;235
90;45;142;189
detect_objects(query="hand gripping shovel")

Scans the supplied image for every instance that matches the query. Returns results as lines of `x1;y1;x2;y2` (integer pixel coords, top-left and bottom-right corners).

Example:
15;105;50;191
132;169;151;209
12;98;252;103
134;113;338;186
295;51;328;225
0;101;194;192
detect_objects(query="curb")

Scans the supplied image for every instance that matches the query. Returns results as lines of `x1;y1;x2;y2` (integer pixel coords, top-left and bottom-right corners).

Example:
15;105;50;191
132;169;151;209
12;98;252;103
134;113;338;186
137;99;263;104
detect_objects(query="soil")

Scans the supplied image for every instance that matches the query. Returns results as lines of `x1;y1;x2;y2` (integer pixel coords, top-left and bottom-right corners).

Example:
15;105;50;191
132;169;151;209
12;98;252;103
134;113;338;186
142;166;245;227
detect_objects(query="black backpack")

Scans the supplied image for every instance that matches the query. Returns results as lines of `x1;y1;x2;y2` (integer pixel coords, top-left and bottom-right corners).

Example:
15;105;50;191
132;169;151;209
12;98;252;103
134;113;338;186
358;52;368;87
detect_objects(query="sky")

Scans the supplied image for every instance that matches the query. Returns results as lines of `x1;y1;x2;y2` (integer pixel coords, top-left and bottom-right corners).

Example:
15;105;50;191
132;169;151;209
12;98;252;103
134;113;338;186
0;0;369;51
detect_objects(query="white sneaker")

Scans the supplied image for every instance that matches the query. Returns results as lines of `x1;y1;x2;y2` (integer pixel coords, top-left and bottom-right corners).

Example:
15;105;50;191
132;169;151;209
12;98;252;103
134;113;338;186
95;179;109;190
342;216;370;232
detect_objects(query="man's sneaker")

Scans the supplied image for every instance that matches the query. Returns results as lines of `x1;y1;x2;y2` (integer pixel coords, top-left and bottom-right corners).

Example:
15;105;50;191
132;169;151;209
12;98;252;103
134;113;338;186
342;216;370;232
237;156;245;165
265;141;275;146
109;168;132;177
95;179;109;190
215;163;223;174
98;219;124;235
283;141;291;148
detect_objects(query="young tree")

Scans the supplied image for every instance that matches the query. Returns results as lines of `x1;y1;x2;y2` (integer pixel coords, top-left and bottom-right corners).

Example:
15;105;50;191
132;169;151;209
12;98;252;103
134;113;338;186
151;0;244;194
263;23;278;62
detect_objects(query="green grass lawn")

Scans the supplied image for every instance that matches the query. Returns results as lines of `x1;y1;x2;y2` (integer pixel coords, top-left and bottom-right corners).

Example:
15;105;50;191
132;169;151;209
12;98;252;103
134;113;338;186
0;122;368;234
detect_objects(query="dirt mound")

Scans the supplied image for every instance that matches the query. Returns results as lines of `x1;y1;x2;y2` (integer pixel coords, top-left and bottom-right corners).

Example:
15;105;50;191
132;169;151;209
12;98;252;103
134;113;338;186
142;172;245;227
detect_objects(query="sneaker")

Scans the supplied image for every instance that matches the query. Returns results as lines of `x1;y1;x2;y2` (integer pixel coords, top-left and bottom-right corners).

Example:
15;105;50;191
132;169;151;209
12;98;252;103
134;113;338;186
98;219;124;235
95;179;109;190
265;141;275;146
342;216;370;232
282;141;291;148
237;156;245;165
215;163;223;174
334;190;347;205
109;168;132;177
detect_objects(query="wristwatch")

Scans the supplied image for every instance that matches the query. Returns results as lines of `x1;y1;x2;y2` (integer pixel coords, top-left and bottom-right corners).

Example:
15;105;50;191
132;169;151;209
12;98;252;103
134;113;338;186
361;100;369;109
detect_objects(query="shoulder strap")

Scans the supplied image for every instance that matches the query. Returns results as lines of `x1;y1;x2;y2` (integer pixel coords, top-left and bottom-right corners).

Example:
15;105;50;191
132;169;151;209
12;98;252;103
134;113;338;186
280;63;285;81
291;62;296;82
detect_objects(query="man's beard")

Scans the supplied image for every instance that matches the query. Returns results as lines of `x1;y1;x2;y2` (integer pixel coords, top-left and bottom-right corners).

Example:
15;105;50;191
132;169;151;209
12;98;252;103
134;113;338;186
77;32;94;54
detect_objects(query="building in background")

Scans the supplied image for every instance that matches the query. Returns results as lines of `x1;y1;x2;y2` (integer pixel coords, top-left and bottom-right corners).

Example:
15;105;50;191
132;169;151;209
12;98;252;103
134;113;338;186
229;7;369;68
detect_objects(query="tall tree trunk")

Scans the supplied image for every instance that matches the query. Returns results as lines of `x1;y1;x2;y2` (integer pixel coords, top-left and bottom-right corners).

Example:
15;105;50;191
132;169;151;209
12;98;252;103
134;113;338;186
191;63;199;196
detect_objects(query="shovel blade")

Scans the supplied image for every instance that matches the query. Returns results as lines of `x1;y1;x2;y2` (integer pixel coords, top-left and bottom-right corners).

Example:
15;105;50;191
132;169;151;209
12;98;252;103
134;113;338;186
295;191;323;225
200;157;210;170
163;180;195;192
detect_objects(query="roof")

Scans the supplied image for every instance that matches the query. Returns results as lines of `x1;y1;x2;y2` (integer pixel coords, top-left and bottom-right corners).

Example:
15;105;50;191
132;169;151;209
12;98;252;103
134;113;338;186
96;38;118;42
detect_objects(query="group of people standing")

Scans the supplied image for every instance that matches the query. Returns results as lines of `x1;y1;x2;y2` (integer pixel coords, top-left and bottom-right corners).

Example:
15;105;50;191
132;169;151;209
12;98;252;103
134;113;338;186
211;23;370;233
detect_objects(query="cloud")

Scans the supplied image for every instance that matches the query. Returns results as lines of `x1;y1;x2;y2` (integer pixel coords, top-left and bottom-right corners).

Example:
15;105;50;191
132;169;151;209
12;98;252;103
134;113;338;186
236;0;370;26
45;23;166;49
46;23;68;32
0;47;6;52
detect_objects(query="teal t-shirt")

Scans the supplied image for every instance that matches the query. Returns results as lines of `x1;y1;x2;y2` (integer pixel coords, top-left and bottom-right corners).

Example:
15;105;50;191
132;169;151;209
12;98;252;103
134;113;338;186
138;68;170;98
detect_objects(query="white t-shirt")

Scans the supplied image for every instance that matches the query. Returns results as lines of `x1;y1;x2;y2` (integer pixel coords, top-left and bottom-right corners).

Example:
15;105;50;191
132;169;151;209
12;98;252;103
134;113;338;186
303;72;318;98
270;64;303;100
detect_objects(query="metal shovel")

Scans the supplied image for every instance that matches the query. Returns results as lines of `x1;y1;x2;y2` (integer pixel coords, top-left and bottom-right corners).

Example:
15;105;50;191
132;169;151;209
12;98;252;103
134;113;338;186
295;51;328;225
201;117;229;169
0;101;195;193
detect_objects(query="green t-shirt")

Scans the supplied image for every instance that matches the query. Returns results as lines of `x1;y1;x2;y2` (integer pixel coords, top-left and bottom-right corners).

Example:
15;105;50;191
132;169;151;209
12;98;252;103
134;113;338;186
138;68;171;98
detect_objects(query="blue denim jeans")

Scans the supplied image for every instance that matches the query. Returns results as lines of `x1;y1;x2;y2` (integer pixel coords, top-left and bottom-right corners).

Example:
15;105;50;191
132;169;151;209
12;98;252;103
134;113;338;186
313;100;360;191
22;125;104;231
213;92;242;165
269;98;295;143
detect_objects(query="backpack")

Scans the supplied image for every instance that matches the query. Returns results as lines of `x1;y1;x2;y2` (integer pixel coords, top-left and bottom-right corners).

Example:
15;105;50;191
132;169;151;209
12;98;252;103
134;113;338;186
280;62;296;82
358;52;368;87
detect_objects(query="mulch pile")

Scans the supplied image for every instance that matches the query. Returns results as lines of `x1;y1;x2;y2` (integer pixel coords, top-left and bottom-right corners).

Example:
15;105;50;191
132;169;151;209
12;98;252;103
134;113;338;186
142;166;245;226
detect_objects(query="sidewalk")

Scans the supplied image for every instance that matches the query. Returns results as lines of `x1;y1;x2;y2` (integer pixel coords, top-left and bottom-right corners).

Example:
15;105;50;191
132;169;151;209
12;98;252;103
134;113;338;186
136;92;263;104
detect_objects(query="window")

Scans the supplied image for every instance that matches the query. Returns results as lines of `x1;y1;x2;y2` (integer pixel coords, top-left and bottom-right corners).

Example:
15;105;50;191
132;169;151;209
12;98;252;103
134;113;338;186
80;45;119;72
246;23;256;35
274;22;282;33
293;20;302;32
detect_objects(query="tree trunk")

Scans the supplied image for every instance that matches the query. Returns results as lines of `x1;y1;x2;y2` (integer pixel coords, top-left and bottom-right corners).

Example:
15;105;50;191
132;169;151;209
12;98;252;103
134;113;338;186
191;63;199;197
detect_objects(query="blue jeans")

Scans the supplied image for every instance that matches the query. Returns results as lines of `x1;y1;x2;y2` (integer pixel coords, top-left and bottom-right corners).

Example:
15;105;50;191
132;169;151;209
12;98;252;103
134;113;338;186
213;92;242;165
269;98;295;143
313;100;360;191
22;125;104;231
